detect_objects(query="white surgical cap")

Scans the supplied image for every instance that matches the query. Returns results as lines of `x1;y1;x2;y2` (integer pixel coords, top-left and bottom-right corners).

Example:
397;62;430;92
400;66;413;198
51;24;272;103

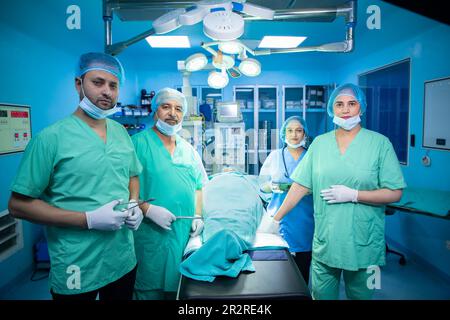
152;88;188;117
77;52;125;85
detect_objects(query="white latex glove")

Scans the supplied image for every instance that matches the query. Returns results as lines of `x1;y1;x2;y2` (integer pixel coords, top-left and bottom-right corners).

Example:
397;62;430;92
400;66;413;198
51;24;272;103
320;185;358;204
190;215;204;237
85;199;128;231
260;181;273;194
145;204;177;230
257;213;280;235
124;199;144;231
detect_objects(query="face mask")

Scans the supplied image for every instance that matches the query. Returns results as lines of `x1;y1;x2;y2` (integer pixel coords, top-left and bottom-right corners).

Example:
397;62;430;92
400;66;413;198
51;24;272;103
78;79;118;120
333;114;361;131
155;118;182;136
285;139;305;149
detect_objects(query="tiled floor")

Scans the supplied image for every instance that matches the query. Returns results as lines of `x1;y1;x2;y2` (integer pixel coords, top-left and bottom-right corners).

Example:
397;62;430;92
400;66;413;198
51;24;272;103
338;254;450;300
1;253;449;300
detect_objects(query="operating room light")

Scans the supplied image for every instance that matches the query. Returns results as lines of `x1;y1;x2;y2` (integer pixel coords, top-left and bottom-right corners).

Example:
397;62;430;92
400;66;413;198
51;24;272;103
185;53;208;72
218;41;242;55
238;58;261;77
208;69;229;89
258;36;307;48
145;36;191;48
212;54;235;70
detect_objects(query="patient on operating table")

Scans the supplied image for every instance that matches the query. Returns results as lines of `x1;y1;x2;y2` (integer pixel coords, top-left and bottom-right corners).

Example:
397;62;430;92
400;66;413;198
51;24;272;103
179;170;272;282
201;170;268;246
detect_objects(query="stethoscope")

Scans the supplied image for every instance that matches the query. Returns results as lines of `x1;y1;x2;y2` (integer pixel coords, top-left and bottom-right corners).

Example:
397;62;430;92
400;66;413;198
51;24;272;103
282;146;290;179
282;145;306;178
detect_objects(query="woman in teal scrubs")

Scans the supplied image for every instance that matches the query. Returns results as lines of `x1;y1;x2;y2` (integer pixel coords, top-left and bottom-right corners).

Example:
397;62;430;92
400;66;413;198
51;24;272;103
271;83;406;300
259;116;314;284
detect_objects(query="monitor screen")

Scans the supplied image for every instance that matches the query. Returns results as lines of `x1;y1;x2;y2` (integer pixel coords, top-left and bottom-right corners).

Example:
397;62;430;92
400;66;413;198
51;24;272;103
218;103;238;117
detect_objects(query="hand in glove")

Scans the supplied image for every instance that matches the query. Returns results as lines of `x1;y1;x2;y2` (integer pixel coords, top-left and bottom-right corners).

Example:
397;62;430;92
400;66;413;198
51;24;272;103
260;181;273;194
257;213;280;235
124;199;144;231
320;185;358;204
145;204;176;230
86;199;128;231
190;215;204;237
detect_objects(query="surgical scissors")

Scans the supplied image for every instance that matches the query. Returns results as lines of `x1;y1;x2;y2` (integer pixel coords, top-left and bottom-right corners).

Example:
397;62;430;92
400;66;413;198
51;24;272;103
116;198;155;211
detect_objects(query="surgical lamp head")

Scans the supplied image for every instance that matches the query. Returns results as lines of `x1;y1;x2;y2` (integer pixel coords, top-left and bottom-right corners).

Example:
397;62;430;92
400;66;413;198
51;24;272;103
185;53;208;72
208;69;229;89
238;58;261;77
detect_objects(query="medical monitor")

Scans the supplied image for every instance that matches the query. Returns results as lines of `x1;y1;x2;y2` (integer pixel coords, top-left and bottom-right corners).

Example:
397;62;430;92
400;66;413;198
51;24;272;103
216;102;242;123
0;103;32;155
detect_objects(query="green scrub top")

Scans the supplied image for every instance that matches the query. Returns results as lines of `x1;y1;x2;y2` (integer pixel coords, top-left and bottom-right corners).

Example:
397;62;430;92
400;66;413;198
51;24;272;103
132;129;207;293
290;128;406;271
11;115;142;294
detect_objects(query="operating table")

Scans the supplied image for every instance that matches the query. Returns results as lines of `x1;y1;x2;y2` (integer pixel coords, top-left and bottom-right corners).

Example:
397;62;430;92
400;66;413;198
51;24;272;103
177;233;311;300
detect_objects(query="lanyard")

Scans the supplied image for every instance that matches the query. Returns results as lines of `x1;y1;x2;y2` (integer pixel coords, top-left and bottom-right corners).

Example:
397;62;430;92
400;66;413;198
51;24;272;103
282;147;290;178
282;147;306;179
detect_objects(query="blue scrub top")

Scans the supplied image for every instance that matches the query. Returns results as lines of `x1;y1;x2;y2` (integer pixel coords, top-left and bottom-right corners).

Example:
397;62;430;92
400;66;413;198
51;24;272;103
261;148;314;252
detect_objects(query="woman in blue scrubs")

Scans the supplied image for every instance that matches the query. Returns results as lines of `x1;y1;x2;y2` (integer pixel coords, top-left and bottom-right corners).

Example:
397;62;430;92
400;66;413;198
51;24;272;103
259;116;314;284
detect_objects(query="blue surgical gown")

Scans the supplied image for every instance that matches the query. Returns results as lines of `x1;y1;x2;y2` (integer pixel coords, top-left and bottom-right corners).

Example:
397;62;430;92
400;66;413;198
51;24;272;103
259;148;314;252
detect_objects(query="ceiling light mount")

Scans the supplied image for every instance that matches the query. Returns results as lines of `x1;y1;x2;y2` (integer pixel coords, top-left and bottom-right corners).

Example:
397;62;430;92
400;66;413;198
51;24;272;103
203;11;245;41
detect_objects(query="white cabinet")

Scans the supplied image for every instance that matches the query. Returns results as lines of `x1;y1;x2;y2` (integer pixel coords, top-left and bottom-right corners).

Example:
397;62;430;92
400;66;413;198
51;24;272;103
282;84;334;140
304;85;333;139
175;86;225;169
212;122;246;173
176;85;223;116
234;85;279;175
232;84;333;175
180;120;204;158
282;85;305;123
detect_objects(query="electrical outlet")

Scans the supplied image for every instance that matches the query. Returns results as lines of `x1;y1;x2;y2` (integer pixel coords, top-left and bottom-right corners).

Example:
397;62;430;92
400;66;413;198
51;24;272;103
447;240;450;250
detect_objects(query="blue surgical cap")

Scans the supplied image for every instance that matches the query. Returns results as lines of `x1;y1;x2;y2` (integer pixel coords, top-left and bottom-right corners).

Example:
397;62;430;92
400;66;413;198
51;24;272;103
151;88;188;117
280;116;309;142
76;52;125;85
327;83;367;117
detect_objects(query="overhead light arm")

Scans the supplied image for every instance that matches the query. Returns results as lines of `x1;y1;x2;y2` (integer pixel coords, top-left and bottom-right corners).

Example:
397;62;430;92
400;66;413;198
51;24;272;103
103;0;275;55
201;1;356;56
103;0;355;56
106;28;156;56
242;4;353;21
103;0;158;55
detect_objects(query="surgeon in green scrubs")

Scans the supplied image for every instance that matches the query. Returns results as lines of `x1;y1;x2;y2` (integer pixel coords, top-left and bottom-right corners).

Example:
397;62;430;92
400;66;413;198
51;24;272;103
132;88;208;300
269;83;406;300
8;52;143;300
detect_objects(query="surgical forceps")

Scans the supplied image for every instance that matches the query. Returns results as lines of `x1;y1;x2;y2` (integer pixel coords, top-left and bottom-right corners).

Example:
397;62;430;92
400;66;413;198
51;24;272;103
116;198;155;211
